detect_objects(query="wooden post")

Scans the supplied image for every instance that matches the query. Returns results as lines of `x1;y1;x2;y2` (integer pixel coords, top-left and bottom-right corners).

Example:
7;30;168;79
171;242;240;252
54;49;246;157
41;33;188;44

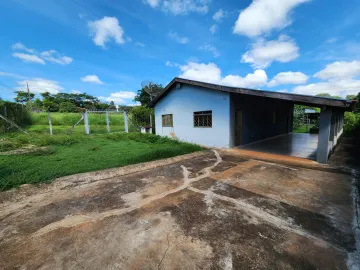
84;111;90;134
149;114;153;134
106;111;110;133
48;111;53;135
124;111;129;133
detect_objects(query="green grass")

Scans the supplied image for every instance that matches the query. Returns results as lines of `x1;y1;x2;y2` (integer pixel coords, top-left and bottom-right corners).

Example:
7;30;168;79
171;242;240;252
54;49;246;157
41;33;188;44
28;112;125;134
293;125;314;133
0;133;203;191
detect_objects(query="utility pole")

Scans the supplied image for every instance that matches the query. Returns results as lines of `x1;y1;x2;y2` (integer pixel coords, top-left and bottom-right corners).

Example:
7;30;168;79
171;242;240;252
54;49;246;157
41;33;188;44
26;81;32;110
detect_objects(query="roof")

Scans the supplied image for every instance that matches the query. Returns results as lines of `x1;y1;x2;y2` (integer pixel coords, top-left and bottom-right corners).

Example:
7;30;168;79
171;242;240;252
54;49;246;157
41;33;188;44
149;77;356;110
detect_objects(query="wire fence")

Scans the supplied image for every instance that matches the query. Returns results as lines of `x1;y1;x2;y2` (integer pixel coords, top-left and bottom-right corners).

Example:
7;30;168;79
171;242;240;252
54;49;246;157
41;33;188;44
0;107;153;136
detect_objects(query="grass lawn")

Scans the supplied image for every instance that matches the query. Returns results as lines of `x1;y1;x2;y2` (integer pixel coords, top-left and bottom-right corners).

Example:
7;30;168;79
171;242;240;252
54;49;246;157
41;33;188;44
0;133;203;191
293;125;313;133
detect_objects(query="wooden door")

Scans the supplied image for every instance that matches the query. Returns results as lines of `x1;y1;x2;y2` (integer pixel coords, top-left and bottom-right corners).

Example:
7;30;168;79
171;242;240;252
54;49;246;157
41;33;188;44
235;110;242;146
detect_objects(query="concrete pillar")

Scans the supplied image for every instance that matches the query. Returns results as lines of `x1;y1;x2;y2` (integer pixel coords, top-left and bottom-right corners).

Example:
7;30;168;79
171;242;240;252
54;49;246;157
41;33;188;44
329;114;336;150
317;108;332;163
288;104;294;133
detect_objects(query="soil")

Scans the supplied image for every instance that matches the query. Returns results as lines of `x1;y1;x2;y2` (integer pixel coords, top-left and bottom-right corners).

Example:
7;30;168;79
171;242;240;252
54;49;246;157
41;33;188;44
0;142;359;270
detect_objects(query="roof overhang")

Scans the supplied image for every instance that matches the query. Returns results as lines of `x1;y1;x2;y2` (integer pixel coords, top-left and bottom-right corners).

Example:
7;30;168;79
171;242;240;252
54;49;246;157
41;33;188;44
149;77;356;111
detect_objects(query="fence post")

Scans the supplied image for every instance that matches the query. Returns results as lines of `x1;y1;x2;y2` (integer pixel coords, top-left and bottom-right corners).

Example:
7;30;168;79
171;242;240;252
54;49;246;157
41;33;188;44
84;111;90;134
106;111;110;133
124;111;129;133
149;114;153;134
48;111;53;135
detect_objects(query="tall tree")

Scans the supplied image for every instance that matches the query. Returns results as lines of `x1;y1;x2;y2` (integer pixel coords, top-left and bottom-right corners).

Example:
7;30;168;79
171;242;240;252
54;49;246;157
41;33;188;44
14;91;35;104
134;83;163;106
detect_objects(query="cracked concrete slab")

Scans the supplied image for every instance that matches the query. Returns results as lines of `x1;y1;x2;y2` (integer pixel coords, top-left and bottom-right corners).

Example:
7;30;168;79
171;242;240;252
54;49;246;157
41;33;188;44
0;147;358;270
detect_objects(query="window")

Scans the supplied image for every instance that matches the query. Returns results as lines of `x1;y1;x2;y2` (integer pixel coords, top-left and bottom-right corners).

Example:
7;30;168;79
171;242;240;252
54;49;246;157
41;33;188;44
162;114;173;127
194;110;212;127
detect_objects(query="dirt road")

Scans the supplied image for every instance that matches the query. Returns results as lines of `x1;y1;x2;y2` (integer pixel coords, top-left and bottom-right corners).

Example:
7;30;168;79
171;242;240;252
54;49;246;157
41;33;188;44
0;146;359;269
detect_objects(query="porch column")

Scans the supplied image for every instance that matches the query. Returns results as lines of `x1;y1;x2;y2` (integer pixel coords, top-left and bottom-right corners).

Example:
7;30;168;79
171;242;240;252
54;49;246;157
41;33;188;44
288;104;294;133
329;113;336;151
317;107;332;163
334;112;339;147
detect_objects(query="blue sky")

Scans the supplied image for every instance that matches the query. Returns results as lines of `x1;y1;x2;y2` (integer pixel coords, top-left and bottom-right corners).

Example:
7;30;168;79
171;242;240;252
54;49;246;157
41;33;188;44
0;0;359;105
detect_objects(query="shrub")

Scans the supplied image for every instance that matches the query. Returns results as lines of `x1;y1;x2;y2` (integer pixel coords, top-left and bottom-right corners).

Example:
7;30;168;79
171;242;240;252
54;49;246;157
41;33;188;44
344;112;357;134
59;102;78;113
129;106;154;130
0;101;31;133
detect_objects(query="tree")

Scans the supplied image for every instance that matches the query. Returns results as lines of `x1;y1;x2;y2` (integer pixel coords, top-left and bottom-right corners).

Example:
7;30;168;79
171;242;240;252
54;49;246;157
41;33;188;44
315;93;342;99
346;95;357;100
108;101;116;110
59;101;78;113
134;83;163;106
42;99;59;112
14;91;35;104
130;106;154;128
32;98;43;110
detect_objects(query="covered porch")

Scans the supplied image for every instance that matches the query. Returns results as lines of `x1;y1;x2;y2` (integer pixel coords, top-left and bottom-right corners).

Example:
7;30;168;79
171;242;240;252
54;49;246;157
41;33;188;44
239;133;318;160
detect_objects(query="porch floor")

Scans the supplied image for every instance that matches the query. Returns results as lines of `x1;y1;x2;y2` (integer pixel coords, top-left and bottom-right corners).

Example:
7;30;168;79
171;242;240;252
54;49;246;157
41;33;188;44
239;133;318;160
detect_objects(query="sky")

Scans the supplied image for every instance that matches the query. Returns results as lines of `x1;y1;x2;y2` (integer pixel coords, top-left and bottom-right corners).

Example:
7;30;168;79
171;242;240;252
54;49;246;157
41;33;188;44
0;0;359;105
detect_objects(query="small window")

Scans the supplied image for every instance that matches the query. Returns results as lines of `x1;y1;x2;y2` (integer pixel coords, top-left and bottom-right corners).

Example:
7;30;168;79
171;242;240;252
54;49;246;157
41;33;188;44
162;114;173;127
194;110;212;128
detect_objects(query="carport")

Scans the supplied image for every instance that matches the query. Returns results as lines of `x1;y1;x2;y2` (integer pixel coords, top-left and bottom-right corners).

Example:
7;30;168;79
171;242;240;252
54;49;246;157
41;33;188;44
240;133;318;160
229;89;355;164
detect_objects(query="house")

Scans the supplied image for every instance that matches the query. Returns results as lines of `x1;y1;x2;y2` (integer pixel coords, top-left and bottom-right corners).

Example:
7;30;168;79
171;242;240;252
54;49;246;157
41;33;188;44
149;78;355;163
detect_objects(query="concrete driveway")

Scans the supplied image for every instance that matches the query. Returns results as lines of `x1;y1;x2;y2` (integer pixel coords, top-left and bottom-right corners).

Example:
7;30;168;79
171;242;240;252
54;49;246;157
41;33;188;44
0;148;358;270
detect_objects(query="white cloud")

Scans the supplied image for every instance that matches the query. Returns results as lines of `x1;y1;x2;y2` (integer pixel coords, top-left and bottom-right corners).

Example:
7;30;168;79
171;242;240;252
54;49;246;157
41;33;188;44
12;53;45;64
213;9;225;22
314;60;360;80
233;0;310;38
81;75;103;84
325;38;337;44
11;43;34;53
241;35;299;68
40;50;73;65
168;31;189;44
144;0;210;15
135;42;146;47
98;91;136;105
199;44;220;58
16;78;64;94
293;79;360;98
145;0;161;8
179;62;268;88
210;24;217;34
0;71;24;79
268;71;308;87
165;61;180;67
88;16;125;48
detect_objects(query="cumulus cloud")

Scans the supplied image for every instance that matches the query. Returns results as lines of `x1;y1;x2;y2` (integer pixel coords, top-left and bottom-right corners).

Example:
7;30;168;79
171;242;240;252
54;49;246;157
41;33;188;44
145;0;210;15
268;71;308;87
241;35;299;69
12;43;72;65
314;60;360;80
179;62;268;88
16;78;64;94
11;42;34;53
165;61;180;67
233;0;310;38
81;75;103;84
292;79;360;98
134;42;145;47
98;91;136;105
88;16;125;48
199;44;220;58
168;31;189;44
12;53;45;64
213;9;226;22
40;50;73;65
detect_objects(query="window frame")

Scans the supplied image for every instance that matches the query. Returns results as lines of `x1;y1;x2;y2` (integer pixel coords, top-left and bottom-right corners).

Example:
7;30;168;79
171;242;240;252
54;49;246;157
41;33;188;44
193;110;212;128
162;114;173;127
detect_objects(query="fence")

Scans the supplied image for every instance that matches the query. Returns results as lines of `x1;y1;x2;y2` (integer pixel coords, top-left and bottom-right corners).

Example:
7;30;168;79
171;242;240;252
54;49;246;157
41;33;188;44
0;108;153;135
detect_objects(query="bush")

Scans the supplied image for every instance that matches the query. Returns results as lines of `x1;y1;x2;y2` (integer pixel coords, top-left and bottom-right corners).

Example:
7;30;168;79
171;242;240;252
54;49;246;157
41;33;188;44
129;106;154;130
0;101;31;133
59;102;78;113
344;112;357;134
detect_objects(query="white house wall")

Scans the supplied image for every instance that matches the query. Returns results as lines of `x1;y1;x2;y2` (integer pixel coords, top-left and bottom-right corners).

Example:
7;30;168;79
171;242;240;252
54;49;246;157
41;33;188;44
154;84;231;148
